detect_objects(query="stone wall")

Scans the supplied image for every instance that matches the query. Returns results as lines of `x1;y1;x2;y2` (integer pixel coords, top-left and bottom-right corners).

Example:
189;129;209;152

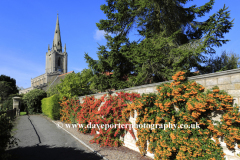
79;68;240;160
19;87;33;94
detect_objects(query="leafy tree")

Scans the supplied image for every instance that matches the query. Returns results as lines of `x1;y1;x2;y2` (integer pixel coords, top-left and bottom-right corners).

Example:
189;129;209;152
0;75;18;102
57;69;94;99
17;86;24;91
85;35;135;92
86;0;233;91
47;83;59;97
201;50;240;73
22;89;46;114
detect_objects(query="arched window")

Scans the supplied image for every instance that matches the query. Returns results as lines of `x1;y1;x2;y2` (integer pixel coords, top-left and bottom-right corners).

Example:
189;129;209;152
58;57;61;66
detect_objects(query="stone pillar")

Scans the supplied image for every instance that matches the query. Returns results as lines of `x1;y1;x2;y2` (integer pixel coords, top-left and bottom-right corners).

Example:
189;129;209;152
13;96;21;116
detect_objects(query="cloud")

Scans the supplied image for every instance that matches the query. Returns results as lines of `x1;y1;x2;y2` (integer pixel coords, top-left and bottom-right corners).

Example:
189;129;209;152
94;30;108;41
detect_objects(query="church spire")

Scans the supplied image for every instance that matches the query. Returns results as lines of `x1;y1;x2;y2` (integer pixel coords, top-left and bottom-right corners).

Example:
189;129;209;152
52;14;62;52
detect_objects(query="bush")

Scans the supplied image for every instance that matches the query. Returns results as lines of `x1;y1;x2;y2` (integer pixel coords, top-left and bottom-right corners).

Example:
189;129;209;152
1;96;13;111
0;113;18;159
22;89;46;114
122;71;240;160
1;94;25;111
60;97;81;123
41;94;61;120
47;84;59;97
89;92;140;147
76;95;105;134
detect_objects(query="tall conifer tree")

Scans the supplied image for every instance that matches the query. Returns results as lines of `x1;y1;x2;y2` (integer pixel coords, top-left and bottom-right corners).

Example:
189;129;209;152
86;0;233;91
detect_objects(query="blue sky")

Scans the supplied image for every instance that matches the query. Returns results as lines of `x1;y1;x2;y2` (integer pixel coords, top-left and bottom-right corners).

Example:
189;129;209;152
0;0;239;89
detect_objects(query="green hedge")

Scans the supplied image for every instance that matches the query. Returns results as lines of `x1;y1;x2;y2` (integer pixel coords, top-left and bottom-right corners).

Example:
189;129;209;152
41;94;61;120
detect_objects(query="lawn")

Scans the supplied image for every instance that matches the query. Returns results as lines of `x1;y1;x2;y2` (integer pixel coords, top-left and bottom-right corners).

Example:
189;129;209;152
20;112;26;116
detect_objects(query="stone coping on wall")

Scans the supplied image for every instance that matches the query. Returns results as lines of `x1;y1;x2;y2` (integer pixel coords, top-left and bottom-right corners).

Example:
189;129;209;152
188;68;240;80
79;68;240;99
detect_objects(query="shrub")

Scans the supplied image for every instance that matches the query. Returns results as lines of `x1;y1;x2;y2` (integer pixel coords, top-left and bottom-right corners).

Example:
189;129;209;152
0;113;18;159
60;97;81;123
41;94;61;120
22;89;46;114
76;95;106;134
57;70;94;100
89;92;140;147
122;71;240;160
46;84;59;97
1;94;25;111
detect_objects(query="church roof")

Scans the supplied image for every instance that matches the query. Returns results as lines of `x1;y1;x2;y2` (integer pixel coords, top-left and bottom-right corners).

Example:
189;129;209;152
59;71;74;77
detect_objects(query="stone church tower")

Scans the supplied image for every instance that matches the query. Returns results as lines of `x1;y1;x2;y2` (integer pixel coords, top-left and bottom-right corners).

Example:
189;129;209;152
46;14;68;74
19;14;72;94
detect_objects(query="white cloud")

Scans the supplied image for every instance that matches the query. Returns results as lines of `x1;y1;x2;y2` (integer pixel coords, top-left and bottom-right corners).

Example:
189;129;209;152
94;30;108;41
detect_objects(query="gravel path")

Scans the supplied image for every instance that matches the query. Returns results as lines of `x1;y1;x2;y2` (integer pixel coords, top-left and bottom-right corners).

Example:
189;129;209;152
6;115;103;160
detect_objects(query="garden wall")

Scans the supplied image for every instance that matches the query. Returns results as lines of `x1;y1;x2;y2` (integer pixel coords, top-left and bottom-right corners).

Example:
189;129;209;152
79;68;240;160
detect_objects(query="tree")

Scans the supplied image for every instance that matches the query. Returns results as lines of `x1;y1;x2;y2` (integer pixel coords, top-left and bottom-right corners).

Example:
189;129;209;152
0;75;18;102
86;0;233;90
201;50;240;73
57;69;94;99
85;35;135;92
22;89;47;114
47;83;59;97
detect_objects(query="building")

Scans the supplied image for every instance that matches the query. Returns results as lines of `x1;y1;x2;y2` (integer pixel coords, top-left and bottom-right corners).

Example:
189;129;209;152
20;14;72;94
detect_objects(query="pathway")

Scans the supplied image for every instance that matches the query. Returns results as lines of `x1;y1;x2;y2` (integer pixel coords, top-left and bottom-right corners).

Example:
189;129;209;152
7;115;103;160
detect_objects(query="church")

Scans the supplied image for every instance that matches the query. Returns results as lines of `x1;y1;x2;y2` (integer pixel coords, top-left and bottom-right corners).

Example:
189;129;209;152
20;15;73;94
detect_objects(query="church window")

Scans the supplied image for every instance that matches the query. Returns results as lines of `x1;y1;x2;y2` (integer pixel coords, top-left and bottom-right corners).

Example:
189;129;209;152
58;57;61;66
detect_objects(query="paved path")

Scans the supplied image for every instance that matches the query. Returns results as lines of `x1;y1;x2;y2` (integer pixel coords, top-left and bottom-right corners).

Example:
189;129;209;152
7;115;103;160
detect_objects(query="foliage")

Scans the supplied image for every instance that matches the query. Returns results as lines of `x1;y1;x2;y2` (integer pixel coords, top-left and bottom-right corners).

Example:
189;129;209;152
86;0;234;91
0;75;18;102
1;94;15;111
201;50;240;73
22;89;47;114
41;94;61;120
89;92;140;147
76;95;105;134
1;94;24;111
60;92;140;147
0;113;18;159
122;71;240;160
85;35;135;92
57;69;94;100
60;97;81;123
47;83;59;97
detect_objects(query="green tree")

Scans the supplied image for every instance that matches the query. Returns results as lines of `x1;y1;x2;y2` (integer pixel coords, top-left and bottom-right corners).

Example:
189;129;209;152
85;35;135;92
202;50;240;73
47;83;59;97
57;69;94;99
0;75;18;102
22;89;46;114
86;0;233;90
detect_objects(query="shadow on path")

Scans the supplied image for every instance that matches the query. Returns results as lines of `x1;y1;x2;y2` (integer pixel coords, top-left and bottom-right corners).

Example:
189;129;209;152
7;145;104;160
27;115;41;145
